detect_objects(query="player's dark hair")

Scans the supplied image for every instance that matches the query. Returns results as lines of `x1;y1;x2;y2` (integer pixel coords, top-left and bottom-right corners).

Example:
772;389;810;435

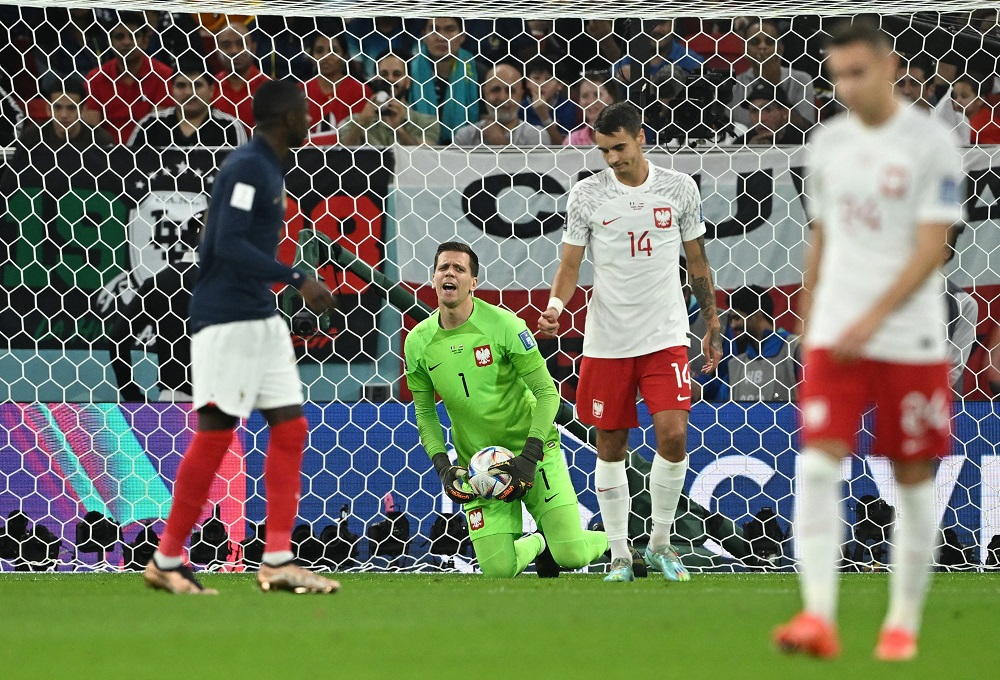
253;79;305;130
594;101;643;137
434;242;479;277
729;285;774;319
827;18;892;52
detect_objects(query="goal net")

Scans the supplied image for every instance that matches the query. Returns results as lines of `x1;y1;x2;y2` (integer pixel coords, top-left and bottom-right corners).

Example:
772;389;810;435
1;3;998;574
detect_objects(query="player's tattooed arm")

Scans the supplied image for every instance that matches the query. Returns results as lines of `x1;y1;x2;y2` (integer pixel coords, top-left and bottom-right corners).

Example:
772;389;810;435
684;235;723;372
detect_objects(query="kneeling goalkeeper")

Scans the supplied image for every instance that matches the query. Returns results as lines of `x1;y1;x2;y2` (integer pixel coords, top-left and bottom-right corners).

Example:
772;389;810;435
405;242;607;577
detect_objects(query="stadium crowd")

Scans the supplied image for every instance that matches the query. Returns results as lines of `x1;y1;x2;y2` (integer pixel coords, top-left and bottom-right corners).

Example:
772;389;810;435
0;8;999;399
0;10;999;149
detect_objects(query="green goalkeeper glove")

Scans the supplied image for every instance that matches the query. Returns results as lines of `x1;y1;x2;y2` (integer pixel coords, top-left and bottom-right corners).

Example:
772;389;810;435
432;452;478;504
492;437;543;503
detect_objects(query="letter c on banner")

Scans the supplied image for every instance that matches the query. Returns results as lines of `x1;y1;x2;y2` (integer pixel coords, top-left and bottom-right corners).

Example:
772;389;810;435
688;456;777;513
462;172;565;239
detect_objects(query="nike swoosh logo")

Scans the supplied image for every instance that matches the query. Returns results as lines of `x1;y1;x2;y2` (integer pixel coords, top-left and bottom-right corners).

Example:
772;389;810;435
602;217;621;225
596;487;614;493
429;363;442;371
544;494;559;503
677;395;689;401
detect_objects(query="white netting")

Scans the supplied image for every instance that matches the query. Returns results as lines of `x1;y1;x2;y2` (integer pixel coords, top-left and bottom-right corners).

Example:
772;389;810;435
0;6;998;574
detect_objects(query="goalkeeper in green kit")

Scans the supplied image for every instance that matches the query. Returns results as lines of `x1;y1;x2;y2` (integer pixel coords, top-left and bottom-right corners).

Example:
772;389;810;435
405;242;608;577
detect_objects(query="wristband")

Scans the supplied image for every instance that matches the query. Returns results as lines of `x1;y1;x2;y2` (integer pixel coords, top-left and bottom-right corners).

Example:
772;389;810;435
547;297;564;316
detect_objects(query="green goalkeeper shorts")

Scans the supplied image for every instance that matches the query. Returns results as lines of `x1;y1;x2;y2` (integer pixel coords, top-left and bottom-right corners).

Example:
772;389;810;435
464;447;579;540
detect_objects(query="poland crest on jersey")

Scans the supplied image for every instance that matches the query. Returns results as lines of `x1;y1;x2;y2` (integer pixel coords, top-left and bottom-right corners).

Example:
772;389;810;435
468;508;485;531
653;207;673;228
474;345;493;367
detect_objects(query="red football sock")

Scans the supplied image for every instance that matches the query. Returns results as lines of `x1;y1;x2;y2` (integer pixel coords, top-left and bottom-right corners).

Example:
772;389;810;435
263;416;308;554
158;428;234;558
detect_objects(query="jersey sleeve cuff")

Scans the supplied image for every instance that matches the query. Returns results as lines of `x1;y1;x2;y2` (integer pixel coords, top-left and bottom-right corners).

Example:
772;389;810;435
286;267;308;289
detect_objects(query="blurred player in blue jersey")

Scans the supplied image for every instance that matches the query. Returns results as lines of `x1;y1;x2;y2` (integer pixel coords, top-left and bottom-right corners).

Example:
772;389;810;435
144;79;339;595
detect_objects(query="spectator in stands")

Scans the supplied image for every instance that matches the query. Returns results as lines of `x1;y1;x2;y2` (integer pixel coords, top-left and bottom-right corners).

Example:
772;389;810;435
85;11;173;144
735;83;804;145
453;63;550;147
454;18;517;76
128;63;247;148
615;19;704;85
725;285;800;402
0;82;25;147
11;79;110;151
141;11;203;69
510;20;571;77
563;73;620;146
894;54;935;111
557;19;624;84
254;16;332;81
950;72;1000;145
303;32;370;135
522;58;576;145
344;17;413;79
944;225;978;392
728;19;815;133
37;8;109;95
0;79;112;201
339;52;440;146
213;21;270;130
409;17;480;144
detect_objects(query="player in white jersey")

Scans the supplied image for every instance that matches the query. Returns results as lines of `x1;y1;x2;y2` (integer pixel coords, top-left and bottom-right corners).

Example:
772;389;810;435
538;102;723;582
773;21;963;662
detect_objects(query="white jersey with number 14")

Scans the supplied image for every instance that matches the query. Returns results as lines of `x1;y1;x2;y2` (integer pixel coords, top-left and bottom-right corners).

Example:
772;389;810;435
806;105;964;363
563;162;706;359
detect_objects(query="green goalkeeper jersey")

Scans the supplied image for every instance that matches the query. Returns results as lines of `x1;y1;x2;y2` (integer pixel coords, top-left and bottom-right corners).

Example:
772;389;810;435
404;298;559;464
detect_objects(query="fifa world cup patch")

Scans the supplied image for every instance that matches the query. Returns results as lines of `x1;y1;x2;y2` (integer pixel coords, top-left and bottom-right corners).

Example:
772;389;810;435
518;329;536;350
653;207;673;228
474;345;493;367
592;399;605;418
468;508;485;531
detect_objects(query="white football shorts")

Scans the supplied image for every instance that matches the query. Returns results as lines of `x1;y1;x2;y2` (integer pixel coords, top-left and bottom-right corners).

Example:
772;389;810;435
191;315;302;419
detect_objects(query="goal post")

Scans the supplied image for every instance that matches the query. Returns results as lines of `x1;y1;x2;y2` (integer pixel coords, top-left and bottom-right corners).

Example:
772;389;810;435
0;5;998;573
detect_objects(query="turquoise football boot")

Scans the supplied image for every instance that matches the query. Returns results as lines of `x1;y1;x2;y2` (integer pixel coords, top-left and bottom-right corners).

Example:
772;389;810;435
643;545;691;582
603;557;635;582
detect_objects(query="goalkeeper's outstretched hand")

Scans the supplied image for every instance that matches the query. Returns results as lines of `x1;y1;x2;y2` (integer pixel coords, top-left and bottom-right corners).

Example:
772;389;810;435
492;438;543;503
432;453;478;504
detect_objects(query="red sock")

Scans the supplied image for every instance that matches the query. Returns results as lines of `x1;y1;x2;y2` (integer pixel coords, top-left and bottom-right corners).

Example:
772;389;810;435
263;416;308;554
158;429;234;557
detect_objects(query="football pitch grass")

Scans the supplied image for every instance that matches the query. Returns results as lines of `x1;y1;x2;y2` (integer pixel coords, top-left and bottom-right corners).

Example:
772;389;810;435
2;572;997;679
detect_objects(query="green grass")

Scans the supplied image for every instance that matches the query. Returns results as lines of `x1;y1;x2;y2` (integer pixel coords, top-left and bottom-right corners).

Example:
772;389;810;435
1;572;998;679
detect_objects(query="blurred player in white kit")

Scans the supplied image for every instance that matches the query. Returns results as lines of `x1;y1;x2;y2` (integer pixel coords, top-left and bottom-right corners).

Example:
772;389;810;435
774;20;963;661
